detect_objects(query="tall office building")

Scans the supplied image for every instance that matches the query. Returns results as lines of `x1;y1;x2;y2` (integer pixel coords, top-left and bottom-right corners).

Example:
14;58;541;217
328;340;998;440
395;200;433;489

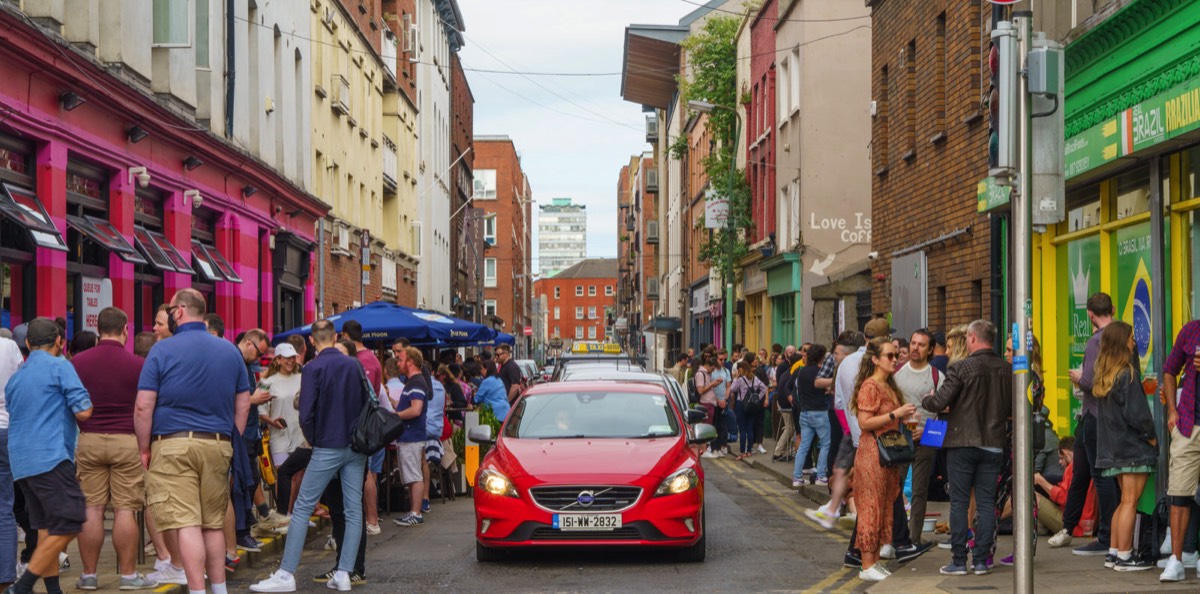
538;198;587;278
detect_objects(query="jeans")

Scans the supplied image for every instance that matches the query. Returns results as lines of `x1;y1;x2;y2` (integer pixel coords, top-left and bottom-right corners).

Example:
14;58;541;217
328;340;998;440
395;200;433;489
280;447;366;574
1061;413;1118;545
793;411;831;481
724;406;738;441
947;447;1004;566
0;429;15;583
323;473;367;575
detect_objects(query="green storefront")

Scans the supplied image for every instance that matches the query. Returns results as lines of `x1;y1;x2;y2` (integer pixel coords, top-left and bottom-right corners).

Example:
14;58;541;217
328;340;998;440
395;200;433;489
761;252;803;348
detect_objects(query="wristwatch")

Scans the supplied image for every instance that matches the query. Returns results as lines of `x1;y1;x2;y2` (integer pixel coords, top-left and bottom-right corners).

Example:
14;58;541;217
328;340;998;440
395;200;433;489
888;412;896;421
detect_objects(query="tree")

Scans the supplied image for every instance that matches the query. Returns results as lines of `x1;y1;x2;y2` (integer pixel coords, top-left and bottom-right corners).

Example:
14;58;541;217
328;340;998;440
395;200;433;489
677;15;752;277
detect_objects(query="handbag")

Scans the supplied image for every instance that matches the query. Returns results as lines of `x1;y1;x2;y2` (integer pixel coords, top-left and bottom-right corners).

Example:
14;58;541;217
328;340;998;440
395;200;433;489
874;425;915;467
351;369;407;455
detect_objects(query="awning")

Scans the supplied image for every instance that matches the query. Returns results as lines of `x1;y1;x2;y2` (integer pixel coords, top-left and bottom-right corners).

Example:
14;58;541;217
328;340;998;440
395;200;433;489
133;226;193;275
0;182;66;251
644;316;682;334
620;25;687;109
192;240;243;284
67;215;147;264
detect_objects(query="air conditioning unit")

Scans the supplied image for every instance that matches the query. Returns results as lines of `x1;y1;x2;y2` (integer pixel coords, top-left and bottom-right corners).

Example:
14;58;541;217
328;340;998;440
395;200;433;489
646;219;659;244
331;74;350;115
645;114;658;143
335;224;350;252
646;169;658;194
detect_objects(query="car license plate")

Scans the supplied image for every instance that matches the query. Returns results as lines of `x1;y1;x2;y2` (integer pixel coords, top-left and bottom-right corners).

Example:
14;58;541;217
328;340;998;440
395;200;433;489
552;514;622;531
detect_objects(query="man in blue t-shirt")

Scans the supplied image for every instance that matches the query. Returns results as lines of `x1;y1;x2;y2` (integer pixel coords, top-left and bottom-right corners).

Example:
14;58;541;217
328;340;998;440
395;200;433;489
7;318;93;594
392;346;428;527
135;289;251;594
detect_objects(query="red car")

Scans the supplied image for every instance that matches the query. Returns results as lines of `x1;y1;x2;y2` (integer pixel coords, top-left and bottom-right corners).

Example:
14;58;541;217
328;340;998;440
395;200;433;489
470;380;716;562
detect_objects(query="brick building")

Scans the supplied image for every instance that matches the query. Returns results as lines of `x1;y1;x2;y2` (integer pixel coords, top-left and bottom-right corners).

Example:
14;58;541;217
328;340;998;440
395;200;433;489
450;53;477;321
867;0;996;335
535;259;618;347
473;136;533;354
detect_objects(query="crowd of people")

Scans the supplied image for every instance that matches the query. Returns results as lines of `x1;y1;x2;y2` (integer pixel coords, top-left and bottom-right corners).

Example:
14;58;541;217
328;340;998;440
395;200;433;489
0;289;529;594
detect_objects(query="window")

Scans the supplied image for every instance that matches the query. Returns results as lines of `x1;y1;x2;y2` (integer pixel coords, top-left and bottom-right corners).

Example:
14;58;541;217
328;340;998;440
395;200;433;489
484;299;497;317
381;255;397;291
1066;185;1101;232
553;326;561;338
790;47;800;114
588;285;596;296
1115;168;1150;220
484;257;497;288
934;14;946;132
575;306;583;320
575;285;583;297
483;214;496;245
153;0;191;47
195;0;209;67
553;307;560;320
473;170;497;199
588;306;596;319
588;326;597;340
878;65;889;168
554;286;560;299
777;56;790;122
905;40;916;153
575;326;584;339
605;285;614;296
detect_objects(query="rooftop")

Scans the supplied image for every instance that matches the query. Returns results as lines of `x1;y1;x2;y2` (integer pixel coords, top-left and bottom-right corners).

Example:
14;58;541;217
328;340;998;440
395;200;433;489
548;258;618;280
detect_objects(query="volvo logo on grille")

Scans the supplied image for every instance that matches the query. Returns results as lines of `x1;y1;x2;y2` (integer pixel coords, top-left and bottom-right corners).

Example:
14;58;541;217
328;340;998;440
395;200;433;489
576;490;596;507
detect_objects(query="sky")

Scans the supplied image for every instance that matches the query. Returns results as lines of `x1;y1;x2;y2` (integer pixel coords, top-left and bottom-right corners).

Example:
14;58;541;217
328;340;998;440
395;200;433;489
456;0;696;274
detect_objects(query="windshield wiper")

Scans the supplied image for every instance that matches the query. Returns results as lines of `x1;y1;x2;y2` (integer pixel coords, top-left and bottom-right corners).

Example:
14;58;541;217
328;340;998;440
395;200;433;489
632;431;675;438
537;434;588;439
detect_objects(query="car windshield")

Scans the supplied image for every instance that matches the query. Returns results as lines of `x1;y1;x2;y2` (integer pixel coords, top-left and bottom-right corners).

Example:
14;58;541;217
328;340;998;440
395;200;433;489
504;391;679;439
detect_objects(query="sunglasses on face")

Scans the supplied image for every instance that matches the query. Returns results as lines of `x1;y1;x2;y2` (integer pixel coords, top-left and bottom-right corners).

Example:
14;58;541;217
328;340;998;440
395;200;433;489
880;353;899;361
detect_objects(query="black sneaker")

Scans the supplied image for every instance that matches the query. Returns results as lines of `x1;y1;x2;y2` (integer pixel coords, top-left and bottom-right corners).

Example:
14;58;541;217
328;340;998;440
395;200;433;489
1072;540;1109;556
1113;557;1155;572
313;569;335;583
896;541;935;564
1104;554;1116;569
843;551;862;568
350;573;367;586
236;534;262;553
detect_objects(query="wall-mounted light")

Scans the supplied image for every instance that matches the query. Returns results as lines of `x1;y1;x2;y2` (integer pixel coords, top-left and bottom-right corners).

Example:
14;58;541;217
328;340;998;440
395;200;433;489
242;185;258;197
128;166;151;188
59;91;85;111
127;125;149;143
183;155;203;170
183;189;203;209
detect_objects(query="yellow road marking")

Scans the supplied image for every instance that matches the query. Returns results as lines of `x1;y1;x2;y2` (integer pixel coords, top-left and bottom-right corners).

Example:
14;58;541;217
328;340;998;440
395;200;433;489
800;567;854;594
709;458;845;541
829;570;864;593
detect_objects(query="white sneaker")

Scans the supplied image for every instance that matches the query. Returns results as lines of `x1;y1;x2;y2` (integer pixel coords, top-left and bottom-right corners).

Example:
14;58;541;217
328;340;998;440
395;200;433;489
326;570;351;592
756;444;767;454
1161;527;1173;556
251;570;298;593
1160;556;1185;582
1047;528;1073;548
366;523;381;536
1159;550;1200;568
858;565;889;582
804;508;837;530
700;450;720;459
324;535;337;550
880;544;896;559
15;562;26;578
147;564;187;586
792;479;804;488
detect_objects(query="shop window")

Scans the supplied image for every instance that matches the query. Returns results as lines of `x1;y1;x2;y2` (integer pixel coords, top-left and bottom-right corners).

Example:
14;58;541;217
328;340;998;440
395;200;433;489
1115;168;1150;220
0;183;66;251
1066;184;1102;232
1192;211;1200;320
1181;145;1200;201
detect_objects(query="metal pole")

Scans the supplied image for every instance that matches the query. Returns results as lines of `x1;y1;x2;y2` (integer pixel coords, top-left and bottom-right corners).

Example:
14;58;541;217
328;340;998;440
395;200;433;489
724;115;741;352
1011;12;1035;594
317;217;325;318
1149;156;1168;496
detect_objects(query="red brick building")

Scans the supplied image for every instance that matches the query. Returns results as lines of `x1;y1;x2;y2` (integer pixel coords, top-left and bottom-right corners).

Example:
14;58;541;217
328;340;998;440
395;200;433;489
748;0;776;245
450;53;477;321
868;0;996;332
535;259;618;346
474;136;533;352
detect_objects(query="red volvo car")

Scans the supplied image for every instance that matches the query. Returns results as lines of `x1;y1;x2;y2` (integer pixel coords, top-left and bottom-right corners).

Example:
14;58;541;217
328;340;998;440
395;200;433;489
470;381;716;562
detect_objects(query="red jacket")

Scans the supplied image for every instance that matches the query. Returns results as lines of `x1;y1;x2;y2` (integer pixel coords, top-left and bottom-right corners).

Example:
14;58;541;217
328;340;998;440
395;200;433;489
1049;462;1098;537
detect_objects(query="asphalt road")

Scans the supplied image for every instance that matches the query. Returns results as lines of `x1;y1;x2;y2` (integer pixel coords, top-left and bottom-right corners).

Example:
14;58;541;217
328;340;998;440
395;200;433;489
229;456;865;593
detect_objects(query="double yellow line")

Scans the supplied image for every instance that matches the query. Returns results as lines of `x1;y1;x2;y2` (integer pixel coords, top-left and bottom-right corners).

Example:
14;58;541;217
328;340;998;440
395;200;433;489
708;458;861;593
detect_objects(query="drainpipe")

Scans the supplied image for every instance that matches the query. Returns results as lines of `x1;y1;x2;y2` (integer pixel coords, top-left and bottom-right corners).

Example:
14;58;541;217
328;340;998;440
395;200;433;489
318;218;325;317
224;0;236;138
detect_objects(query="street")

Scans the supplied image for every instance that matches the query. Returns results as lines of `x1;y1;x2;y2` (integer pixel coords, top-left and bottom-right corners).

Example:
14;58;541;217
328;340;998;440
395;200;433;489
228;457;862;593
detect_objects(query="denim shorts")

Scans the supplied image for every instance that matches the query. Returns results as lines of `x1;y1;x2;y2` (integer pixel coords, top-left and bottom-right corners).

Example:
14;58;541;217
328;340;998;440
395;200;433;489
368;449;385;474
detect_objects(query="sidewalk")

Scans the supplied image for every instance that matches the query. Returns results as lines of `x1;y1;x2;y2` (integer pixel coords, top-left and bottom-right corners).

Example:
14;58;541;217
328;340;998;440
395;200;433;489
736;435;1197;593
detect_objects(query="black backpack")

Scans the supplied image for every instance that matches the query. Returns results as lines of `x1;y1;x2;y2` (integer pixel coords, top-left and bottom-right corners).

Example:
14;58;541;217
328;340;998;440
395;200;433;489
686;372;701;404
740;377;765;412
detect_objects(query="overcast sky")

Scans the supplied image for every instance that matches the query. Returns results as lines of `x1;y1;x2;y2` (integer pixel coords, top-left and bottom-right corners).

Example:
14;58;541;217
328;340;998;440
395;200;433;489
457;0;695;272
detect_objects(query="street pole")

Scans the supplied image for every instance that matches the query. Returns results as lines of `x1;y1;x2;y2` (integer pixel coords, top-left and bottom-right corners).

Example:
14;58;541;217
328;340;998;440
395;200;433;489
1010;12;1035;594
724;115;741;353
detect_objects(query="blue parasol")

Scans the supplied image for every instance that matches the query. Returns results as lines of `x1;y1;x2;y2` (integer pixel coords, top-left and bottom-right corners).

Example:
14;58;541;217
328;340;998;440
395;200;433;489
273;301;496;346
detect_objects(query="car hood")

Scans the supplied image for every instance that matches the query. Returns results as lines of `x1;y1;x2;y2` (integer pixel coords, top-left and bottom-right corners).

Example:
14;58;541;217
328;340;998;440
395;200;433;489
494;436;685;481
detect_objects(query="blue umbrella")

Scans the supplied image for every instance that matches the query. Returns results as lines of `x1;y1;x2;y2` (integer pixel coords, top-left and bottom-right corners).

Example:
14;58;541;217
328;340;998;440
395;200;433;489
273;301;494;346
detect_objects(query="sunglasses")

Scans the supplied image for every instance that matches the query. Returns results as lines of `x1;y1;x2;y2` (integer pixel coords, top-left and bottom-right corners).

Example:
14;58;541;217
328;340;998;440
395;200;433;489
880;353;899;361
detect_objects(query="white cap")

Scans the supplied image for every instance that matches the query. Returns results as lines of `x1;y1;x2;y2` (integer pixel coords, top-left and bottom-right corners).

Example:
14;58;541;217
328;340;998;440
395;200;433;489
274;343;298;359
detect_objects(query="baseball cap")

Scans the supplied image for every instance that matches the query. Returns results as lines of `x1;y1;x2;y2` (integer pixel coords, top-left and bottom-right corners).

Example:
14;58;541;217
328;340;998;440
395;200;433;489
11;323;27;350
864;318;894;339
25;318;61;348
274;343;298;359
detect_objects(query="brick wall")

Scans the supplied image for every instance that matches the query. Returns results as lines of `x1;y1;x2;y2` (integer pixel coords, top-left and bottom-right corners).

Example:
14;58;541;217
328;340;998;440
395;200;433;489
534;276;618;343
748;0;776;244
319;225;418;316
475;139;531;334
450;54;476;319
869;0;994;330
336;0;384;55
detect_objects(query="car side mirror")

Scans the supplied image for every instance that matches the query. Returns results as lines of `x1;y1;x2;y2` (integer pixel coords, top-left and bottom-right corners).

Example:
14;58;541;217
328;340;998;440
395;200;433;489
689;423;717;445
468;425;495;445
686;409;706;424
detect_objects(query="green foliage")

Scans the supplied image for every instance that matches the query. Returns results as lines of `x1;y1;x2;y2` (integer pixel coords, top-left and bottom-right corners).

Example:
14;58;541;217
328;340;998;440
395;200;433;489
677;15;754;275
476;403;503;457
668;134;689;160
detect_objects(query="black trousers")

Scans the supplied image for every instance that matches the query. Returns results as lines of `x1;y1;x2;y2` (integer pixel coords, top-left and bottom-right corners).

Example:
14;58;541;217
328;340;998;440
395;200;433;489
323;472;368;576
1061;413;1119;545
847;490;912;555
275;448;313;513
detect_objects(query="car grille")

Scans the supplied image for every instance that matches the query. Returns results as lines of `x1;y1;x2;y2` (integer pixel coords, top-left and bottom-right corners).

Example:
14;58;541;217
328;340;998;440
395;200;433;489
529;486;642;512
530;527;642;541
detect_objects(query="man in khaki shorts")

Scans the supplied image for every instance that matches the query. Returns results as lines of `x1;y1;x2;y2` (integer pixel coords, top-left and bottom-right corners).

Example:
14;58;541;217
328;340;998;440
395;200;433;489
135;289;251;594
70;307;156;590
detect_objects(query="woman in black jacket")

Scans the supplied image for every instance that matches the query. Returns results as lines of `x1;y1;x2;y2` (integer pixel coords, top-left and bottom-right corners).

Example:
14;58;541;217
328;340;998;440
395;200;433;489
1093;321;1157;571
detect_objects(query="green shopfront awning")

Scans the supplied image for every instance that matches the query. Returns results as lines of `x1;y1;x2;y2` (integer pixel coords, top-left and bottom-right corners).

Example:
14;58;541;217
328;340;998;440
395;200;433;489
644;316;682;334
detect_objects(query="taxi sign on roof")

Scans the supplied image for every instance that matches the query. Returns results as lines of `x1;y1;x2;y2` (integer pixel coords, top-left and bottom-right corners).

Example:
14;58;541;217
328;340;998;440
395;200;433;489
571;342;622;354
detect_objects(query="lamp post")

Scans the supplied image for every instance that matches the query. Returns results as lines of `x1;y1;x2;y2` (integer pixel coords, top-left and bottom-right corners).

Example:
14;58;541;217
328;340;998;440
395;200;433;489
687;100;741;351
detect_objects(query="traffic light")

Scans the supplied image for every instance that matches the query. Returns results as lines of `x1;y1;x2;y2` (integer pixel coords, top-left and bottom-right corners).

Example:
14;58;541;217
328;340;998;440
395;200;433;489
988;21;1018;171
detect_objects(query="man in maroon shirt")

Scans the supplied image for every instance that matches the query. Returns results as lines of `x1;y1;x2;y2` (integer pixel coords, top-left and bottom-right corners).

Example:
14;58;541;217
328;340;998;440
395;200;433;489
70;307;156;590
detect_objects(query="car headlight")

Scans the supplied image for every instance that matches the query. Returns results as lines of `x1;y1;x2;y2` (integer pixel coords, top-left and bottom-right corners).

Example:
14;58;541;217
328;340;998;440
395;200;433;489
655;468;698;496
479;468;519;498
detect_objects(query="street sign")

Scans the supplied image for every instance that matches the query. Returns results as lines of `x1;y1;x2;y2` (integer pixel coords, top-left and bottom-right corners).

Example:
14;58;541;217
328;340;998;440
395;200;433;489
704;188;728;229
523;326;532;336
977;176;1011;213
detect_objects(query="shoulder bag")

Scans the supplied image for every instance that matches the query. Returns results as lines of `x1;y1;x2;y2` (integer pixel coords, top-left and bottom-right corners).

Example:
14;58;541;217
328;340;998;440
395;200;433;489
351;367;407;455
